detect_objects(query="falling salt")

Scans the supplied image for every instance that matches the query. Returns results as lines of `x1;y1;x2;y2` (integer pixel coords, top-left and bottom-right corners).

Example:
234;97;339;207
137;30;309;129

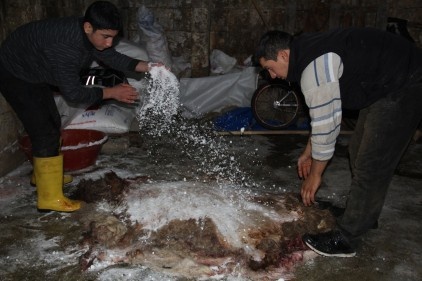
136;65;180;135
135;65;256;186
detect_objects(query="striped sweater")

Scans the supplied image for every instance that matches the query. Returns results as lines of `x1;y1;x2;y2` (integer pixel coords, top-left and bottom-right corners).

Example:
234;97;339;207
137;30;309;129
0;16;140;105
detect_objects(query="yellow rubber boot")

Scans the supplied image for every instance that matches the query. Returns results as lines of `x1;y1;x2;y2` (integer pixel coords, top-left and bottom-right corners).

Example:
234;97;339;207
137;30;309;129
30;137;73;187
30;173;73;187
34;155;82;212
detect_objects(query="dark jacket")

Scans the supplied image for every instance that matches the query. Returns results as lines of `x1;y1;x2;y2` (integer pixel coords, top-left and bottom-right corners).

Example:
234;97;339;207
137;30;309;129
286;27;422;109
0;16;140;105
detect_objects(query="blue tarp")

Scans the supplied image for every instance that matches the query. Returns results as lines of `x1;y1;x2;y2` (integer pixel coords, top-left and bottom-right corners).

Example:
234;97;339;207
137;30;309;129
213;107;310;131
214;107;264;131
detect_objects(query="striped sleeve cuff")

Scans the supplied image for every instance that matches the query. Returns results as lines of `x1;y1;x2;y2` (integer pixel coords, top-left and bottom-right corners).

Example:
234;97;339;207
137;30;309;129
311;140;336;161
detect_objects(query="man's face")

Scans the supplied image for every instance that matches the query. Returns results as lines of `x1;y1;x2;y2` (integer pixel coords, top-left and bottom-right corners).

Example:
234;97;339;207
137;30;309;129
84;22;119;51
259;50;290;80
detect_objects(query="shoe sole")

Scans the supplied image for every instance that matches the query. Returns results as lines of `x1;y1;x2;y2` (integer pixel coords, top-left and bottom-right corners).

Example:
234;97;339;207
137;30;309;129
304;241;356;258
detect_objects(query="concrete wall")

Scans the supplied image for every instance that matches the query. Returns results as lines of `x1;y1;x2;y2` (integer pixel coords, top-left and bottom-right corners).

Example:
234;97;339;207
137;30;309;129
0;0;421;177
133;0;421;76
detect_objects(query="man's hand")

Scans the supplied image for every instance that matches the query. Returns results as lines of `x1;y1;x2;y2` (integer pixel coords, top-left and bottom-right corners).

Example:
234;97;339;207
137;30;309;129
135;61;167;72
297;138;329;206
103;83;138;104
300;173;322;206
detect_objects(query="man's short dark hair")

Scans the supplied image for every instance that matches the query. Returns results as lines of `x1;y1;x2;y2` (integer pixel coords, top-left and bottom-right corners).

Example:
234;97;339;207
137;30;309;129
254;30;293;63
84;1;122;31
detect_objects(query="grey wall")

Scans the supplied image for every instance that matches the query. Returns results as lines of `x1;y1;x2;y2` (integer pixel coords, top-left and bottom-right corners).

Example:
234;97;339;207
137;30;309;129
0;0;421;177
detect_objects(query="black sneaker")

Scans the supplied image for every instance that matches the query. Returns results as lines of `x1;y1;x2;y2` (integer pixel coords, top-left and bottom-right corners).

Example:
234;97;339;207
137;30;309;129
302;230;356;257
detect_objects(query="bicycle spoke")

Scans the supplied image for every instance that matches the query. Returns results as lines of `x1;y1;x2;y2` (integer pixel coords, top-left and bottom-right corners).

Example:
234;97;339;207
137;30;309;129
252;84;300;130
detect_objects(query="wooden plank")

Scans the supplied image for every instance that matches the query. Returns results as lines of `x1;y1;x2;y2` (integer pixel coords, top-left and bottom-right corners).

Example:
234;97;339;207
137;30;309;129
217;130;354;136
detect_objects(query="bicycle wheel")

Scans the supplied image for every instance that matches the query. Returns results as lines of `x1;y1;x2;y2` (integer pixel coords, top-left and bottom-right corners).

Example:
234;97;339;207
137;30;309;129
251;83;300;130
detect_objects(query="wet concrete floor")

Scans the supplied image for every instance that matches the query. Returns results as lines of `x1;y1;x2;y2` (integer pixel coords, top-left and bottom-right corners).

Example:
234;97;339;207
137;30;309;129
0;130;421;281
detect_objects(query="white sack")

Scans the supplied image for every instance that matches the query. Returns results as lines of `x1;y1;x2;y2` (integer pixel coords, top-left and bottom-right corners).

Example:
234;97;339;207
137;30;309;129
179;67;260;118
55;95;89;128
64;102;136;134
210;49;237;75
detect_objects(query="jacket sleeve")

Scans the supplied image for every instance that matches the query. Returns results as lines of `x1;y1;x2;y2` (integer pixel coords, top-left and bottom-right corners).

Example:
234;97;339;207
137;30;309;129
300;52;343;161
45;43;104;105
93;47;141;72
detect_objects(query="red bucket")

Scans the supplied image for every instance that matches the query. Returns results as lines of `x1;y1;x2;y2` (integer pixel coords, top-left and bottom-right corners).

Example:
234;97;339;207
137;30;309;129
19;129;108;171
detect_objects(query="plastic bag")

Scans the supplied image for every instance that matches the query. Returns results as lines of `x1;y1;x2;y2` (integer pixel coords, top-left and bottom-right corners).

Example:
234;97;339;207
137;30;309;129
179;67;259;118
137;5;173;67
214;107;256;131
210;49;237;75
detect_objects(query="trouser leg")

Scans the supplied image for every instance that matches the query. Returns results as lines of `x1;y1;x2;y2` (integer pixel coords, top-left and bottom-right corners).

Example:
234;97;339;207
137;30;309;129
0;63;61;157
338;83;422;238
348;108;367;175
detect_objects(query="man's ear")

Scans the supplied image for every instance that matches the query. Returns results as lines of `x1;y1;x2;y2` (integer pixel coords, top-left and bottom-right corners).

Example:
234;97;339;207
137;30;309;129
277;50;290;62
83;22;93;34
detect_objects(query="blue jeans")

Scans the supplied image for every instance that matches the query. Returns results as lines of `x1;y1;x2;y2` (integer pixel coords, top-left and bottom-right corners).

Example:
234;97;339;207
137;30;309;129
0;62;61;157
338;82;422;239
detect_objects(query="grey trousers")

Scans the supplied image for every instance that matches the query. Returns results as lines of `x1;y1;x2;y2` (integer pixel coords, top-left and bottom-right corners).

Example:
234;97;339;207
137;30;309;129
338;82;422;239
